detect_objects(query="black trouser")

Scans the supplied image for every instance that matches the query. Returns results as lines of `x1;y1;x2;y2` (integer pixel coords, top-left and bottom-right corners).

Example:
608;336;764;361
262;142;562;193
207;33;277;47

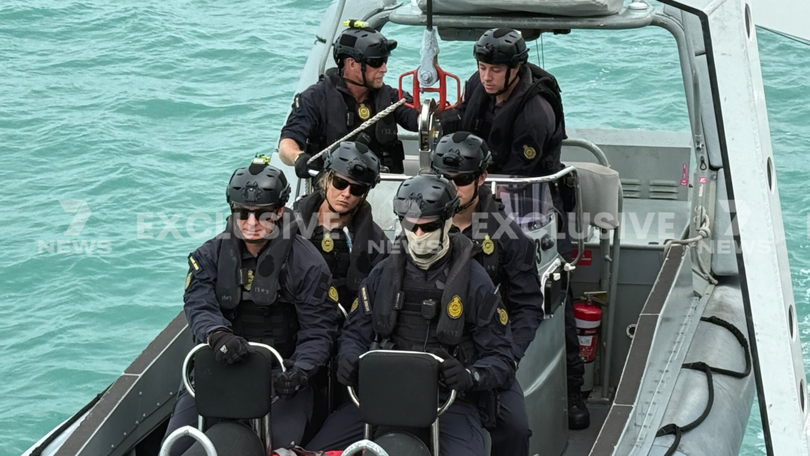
162;386;313;456
489;378;531;456
305;399;487;456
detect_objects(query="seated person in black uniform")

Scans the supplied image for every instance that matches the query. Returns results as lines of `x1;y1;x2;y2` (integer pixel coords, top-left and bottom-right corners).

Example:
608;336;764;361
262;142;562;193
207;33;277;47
304;174;517;456
162;162;339;455
293;140;391;314
432;132;543;455
279;25;419;176
445;28;589;428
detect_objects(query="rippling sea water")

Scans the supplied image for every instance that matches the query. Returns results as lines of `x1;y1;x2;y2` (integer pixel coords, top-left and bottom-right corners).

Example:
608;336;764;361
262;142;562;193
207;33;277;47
1;1;808;455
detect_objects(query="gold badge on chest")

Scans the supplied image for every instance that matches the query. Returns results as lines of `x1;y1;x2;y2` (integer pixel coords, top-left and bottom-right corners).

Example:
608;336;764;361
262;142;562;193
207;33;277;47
358;103;371;120
321;233;334;253
482;235;495;255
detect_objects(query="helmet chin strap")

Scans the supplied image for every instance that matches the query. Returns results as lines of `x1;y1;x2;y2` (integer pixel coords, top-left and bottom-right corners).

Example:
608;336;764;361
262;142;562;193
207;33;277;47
492;64;519;97
343;63;373;89
457;183;480;212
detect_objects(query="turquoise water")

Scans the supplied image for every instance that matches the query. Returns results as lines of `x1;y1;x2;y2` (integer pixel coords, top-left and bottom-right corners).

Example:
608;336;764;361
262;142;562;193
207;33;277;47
1;1;808;455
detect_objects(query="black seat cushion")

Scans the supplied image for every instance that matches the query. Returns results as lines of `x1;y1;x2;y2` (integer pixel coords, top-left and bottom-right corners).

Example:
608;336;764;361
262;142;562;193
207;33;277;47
181;422;264;456
194;346;273;420
374;431;432;456
358;351;439;428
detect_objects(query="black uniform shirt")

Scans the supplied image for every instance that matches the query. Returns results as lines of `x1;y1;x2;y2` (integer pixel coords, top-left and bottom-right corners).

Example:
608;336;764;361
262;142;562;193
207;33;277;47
184;233;339;372
339;252;516;391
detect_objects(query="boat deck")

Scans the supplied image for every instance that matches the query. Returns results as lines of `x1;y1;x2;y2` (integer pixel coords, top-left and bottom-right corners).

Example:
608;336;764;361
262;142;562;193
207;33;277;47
564;401;611;456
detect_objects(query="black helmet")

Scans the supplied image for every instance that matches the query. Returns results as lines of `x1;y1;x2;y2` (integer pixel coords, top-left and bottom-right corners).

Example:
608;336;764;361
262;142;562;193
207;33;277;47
473;28;529;67
333;27;397;67
393;175;459;220
325;141;381;188
226;161;291;207
431;132;491;175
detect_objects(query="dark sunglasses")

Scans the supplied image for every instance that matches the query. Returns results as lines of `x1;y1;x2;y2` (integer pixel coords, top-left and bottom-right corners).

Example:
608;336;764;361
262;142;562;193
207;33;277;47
232;206;279;221
364;57;388;69
400;217;444;233
332;175;370;197
442;173;479;187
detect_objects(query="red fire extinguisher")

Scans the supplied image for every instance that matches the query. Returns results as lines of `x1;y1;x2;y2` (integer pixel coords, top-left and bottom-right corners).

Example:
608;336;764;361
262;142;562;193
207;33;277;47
574;301;602;363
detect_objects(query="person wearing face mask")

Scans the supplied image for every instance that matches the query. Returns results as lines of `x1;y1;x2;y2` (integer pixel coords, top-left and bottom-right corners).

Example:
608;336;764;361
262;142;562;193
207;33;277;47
303;174;516;456
293;141;391;315
162;162;339;455
278;24;419;176
431;131;589;431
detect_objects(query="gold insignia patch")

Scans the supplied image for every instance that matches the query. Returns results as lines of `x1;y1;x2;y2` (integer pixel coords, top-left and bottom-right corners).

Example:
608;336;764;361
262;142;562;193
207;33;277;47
497;307;509;325
321;234;334;253
244;269;254;291
350;299;359;313
185;272;192;290
358;104;370;120
447;295;463;319
523;145;537;160
188;255;200;271
329;286;339;302
482;235;495;255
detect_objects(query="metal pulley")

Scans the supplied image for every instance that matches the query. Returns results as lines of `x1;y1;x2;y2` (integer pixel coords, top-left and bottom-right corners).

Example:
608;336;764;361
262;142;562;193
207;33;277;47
418;98;440;171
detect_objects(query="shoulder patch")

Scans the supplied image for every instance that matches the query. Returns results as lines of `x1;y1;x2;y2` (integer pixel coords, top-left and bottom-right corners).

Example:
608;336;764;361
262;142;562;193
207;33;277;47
329;286;339;303
360;285;372;315
350;298;359;313
185;272;192;290
497;307;509;326
188;255;201;271
447;295;463;319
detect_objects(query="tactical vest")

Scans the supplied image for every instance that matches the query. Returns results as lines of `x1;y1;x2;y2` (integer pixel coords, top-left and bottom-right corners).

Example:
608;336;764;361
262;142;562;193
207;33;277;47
461;63;566;176
372;235;476;362
215;217;300;359
313;68;405;173
312;224;352;308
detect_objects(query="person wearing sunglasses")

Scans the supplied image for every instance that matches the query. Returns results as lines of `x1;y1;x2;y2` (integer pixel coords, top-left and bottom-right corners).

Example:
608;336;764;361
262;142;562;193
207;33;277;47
305;174;515;456
278;24;419;177
431;132;543;456
163;161;339;456
293;141;390;315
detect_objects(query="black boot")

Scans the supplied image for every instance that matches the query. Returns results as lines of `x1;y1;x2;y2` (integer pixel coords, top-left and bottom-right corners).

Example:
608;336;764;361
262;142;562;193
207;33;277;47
568;391;590;430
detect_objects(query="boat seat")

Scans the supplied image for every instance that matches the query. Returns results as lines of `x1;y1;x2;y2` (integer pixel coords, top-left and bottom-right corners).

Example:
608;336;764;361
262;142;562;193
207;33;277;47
567;161;621;230
181;422;264;456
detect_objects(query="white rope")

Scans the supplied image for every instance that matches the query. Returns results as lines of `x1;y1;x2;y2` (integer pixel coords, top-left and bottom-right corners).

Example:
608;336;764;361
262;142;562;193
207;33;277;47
664;207;718;285
307;98;408;164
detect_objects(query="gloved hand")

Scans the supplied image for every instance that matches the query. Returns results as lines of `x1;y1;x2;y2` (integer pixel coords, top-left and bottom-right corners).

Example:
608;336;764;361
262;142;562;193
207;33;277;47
273;360;309;400
208;330;252;365
433;349;474;392
337;354;360;387
294;152;319;179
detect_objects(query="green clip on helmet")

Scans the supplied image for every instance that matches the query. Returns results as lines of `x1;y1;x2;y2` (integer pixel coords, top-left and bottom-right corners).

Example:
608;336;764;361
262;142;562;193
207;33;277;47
393;174;460;221
325;141;382;188
333;27;398;67
226;162;291;207
431;132;492;176
473;28;529;67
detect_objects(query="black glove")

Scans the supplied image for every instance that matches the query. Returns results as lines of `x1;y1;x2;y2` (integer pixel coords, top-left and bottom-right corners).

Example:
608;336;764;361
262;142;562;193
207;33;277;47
337;354;360;387
208;330;252;365
273;360;309;400
434;349;475;392
294;152;319;179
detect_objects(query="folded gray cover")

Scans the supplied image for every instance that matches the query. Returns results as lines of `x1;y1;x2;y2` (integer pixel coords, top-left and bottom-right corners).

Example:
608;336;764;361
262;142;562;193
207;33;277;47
417;0;624;17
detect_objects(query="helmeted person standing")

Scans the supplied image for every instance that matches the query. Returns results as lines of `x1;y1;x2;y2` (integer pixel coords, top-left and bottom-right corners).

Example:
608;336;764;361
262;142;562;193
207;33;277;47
279;25;418;176
293;141;391;314
445;28;588;428
162;162;339;455
305;174;516;456
431;131;541;454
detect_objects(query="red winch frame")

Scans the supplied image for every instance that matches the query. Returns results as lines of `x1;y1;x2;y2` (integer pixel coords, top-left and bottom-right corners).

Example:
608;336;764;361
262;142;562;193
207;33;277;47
398;64;461;111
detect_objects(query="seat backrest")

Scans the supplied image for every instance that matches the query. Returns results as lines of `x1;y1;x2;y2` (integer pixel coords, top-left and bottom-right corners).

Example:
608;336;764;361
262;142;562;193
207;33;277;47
568;161;621;230
194;346;273;420
358;351;440;428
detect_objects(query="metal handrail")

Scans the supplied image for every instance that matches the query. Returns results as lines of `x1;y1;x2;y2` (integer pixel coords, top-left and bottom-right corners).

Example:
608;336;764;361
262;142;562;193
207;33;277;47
340;439;390;456
182;342;286;398
160;426;217;456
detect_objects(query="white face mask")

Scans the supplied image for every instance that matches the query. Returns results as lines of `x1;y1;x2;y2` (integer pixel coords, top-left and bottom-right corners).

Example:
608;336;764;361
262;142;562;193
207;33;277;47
404;219;452;270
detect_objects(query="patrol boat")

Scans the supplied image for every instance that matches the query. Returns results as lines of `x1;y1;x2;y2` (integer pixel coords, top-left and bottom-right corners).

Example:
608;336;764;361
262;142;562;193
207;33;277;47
23;0;810;455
